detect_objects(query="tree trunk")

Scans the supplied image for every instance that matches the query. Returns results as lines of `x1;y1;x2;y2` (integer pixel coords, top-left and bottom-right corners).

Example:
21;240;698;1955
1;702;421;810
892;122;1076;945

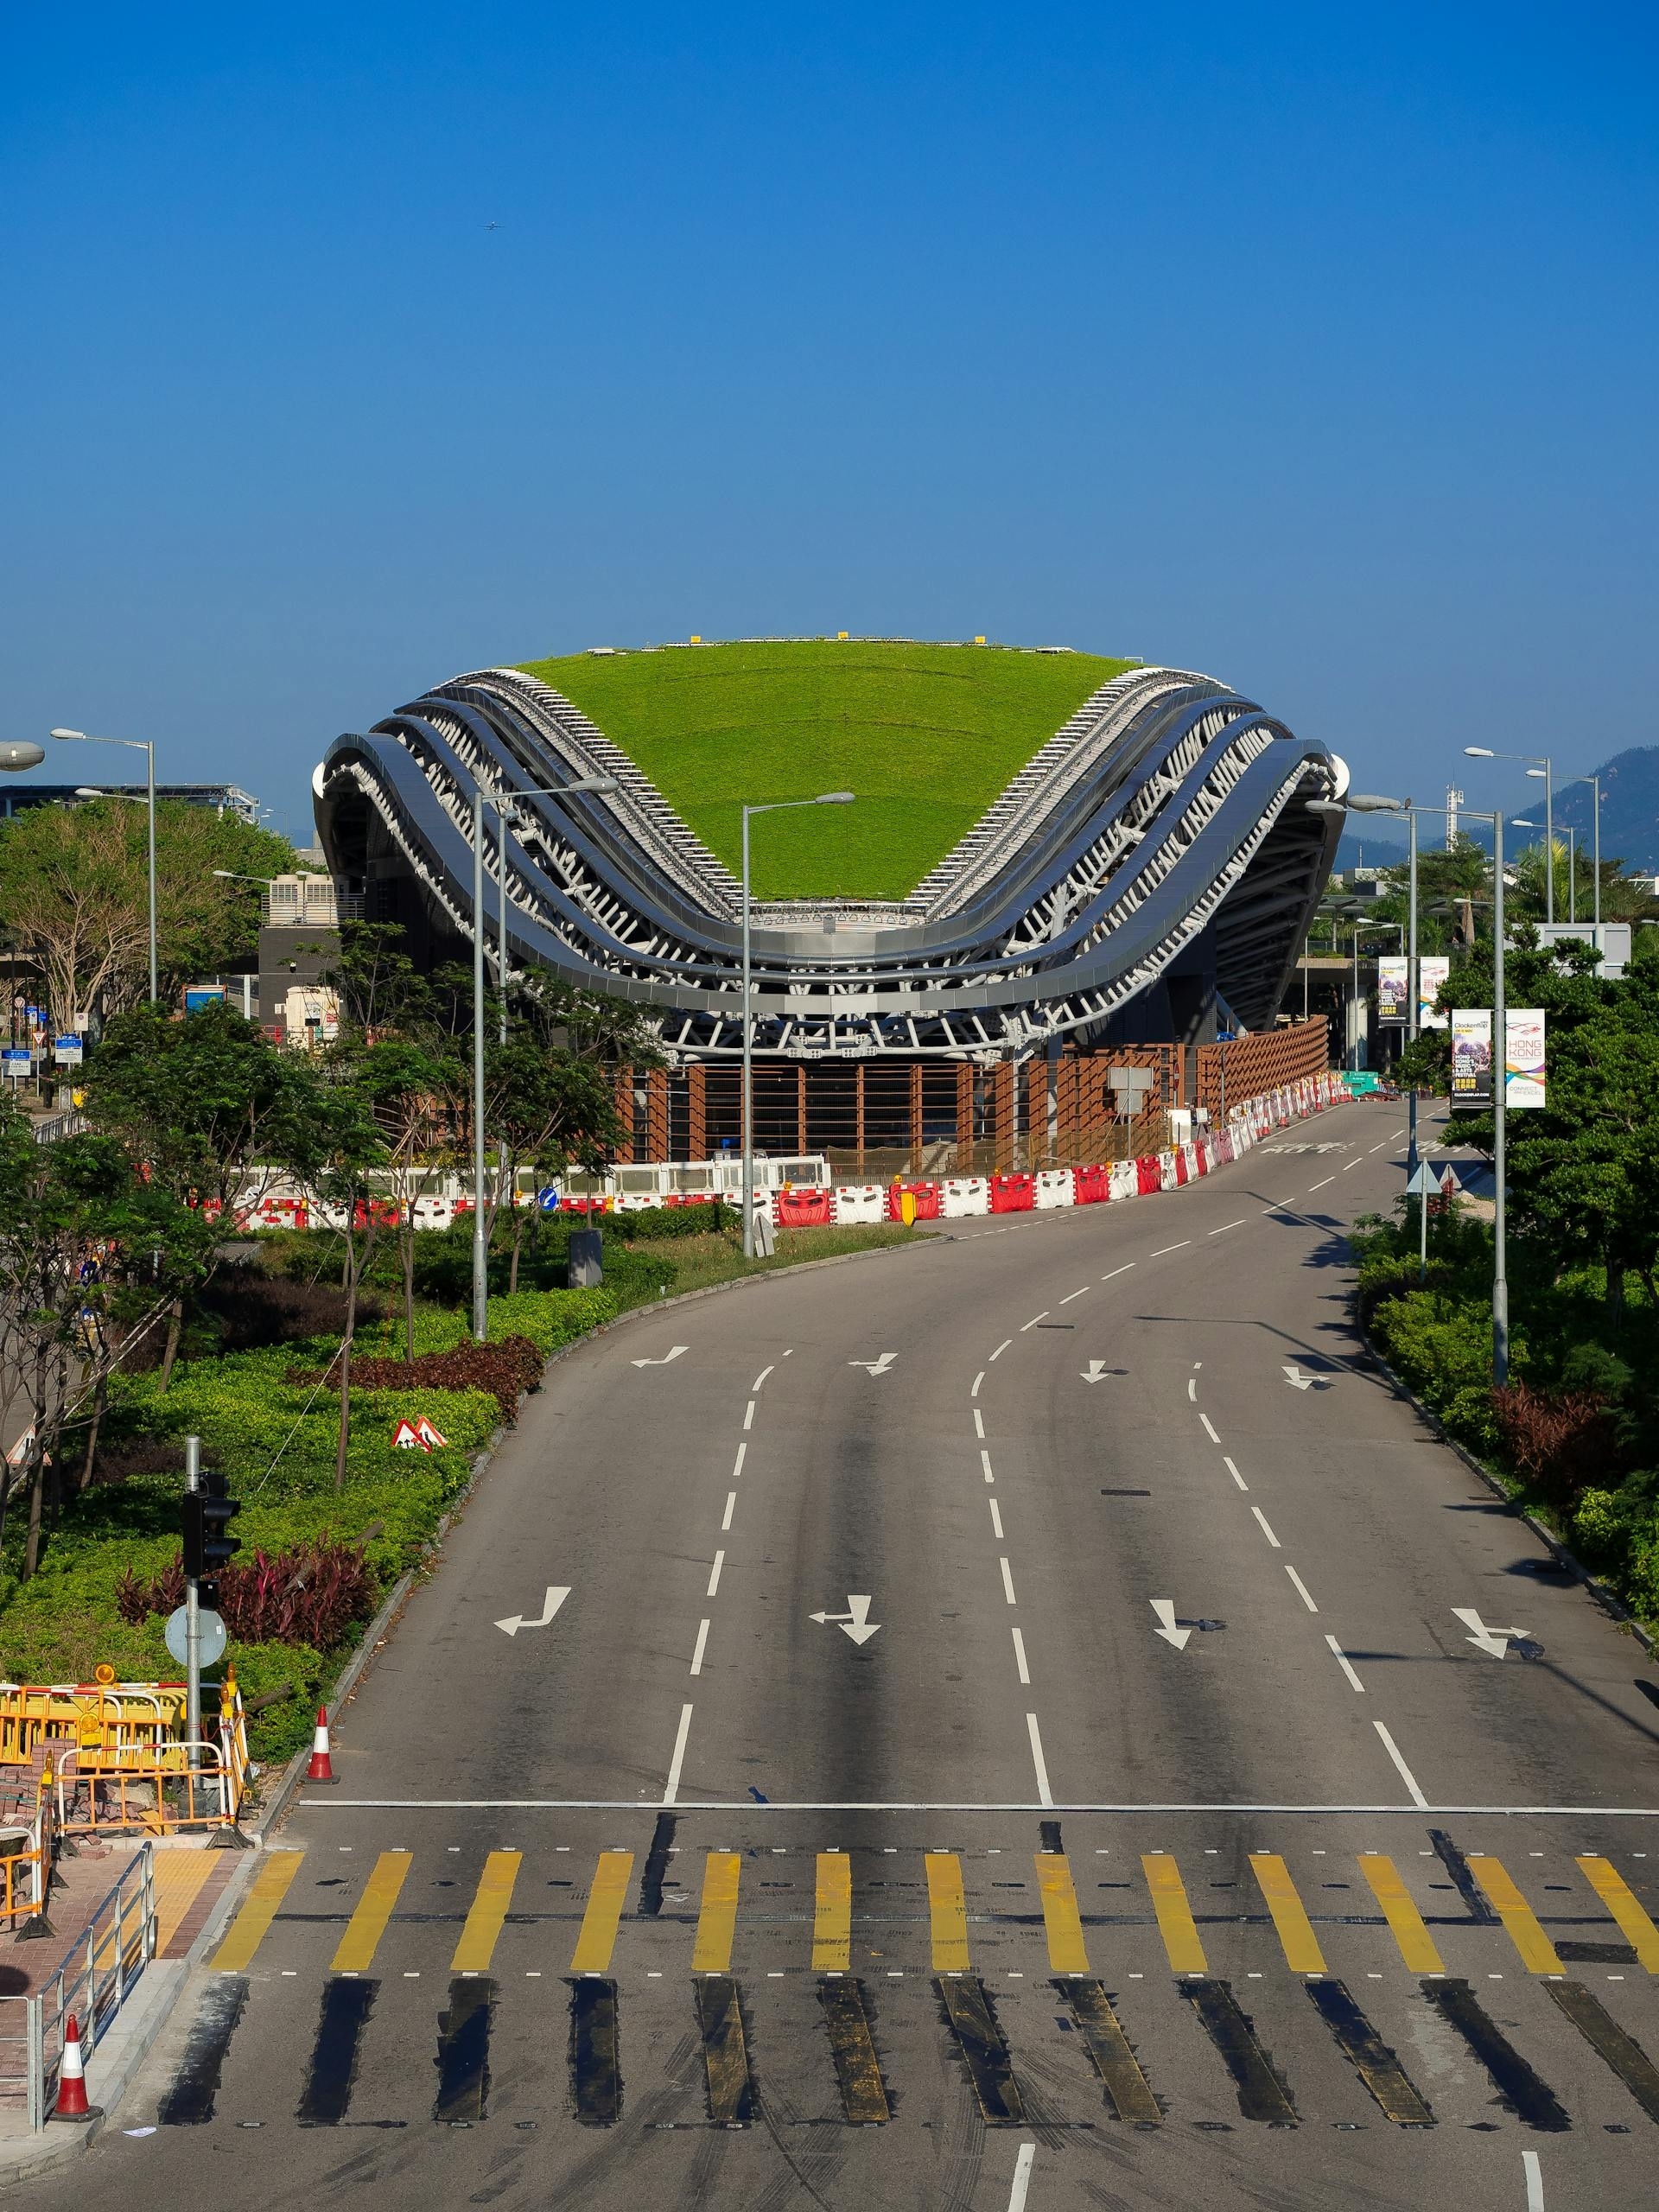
156;1299;183;1394
1605;1257;1626;1319
79;1376;107;1495
335;1239;358;1493
509;1211;526;1294
22;1454;45;1580
403;1224;416;1365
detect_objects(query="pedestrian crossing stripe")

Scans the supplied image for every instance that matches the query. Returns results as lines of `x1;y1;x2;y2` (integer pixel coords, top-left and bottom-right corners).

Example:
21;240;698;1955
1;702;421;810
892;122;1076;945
150;1849;221;1956
209;1844;1657;1980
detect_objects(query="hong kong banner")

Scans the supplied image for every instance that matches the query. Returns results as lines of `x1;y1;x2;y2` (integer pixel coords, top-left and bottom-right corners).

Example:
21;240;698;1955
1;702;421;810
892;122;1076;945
1451;1008;1492;1103
1377;957;1409;1026
1504;1008;1547;1109
1418;955;1451;1029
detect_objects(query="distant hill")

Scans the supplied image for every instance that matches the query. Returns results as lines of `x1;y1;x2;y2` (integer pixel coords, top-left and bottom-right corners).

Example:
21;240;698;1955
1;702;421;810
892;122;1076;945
1336;831;1408;876
1553;747;1659;874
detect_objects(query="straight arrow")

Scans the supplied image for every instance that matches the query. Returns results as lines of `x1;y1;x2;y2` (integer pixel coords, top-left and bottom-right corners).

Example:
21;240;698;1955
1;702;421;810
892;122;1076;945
1283;1363;1333;1390
810;1594;881;1644
1452;1605;1526;1659
1149;1598;1192;1650
631;1345;688;1369
495;1585;570;1637
1081;1361;1127;1383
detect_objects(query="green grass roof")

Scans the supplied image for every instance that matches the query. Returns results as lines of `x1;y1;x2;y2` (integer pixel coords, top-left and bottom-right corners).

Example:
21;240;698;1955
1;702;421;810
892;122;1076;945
513;639;1137;900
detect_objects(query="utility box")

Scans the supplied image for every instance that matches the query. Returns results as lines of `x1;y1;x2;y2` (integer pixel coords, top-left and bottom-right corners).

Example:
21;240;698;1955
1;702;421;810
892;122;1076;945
568;1228;603;1288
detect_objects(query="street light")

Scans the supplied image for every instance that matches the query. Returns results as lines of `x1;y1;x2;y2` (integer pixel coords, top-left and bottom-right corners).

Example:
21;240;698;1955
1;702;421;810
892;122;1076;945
1308;792;1421;1166
740;793;856;1259
467;773;619;1342
53;728;158;1003
0;743;45;773
1465;747;1552;922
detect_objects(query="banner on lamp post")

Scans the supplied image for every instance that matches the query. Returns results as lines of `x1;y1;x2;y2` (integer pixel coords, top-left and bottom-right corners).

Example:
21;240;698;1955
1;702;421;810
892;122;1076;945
1377;957;1409;1025
1451;1009;1492;1103
1504;1008;1547;1109
1418;955;1451;1029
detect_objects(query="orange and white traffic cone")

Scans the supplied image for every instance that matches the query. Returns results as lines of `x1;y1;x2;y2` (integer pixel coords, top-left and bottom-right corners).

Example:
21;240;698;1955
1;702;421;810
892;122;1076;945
50;2014;102;2122
306;1707;339;1784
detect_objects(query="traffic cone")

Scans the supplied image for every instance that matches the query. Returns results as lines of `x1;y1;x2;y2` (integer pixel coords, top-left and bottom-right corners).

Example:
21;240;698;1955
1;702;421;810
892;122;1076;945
50;2014;102;2122
306;1707;338;1784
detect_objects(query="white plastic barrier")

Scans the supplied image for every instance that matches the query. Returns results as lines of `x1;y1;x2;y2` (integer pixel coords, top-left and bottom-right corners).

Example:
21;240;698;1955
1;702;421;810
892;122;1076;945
410;1196;454;1230
611;1192;661;1212
941;1177;990;1217
1181;1141;1199;1182
1109;1160;1140;1201
1159;1151;1179;1192
1033;1169;1075;1211
832;1185;887;1224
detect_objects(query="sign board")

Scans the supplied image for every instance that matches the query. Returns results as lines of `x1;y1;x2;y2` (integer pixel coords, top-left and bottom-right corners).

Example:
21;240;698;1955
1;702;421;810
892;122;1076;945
1406;1161;1440;1198
414;1416;448;1450
391;1418;428;1452
2;1048;31;1079
1418;956;1451;1029
184;986;226;1014
537;1185;562;1213
164;1605;227;1669
1451;1009;1492;1103
1505;1008;1547;1109
53;1034;83;1065
1377;957;1409;1026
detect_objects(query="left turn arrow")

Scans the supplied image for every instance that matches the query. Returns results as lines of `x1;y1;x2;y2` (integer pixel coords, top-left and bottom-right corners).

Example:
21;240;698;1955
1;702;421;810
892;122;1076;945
632;1345;689;1369
496;1586;571;1637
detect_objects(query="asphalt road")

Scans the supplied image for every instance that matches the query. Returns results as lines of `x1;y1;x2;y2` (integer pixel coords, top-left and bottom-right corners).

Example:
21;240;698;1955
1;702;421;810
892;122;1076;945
24;1101;1659;2212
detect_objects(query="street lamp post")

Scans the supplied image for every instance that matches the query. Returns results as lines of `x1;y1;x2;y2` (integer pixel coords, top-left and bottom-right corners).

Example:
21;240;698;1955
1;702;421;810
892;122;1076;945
1563;775;1603;931
54;729;158;1003
740;794;855;1260
1465;747;1551;923
467;773;618;1341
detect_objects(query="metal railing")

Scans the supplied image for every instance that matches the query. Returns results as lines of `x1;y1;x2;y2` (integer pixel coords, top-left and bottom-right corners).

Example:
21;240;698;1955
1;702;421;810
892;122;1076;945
31;1109;87;1145
0;1844;156;2130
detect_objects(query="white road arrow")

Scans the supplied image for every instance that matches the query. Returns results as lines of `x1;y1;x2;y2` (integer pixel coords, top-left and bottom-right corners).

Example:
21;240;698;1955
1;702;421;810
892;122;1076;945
495;1585;570;1637
810;1594;881;1645
1282;1363;1332;1391
1149;1599;1192;1650
1452;1605;1527;1659
631;1344;688;1369
1081;1361;1126;1383
849;1353;898;1376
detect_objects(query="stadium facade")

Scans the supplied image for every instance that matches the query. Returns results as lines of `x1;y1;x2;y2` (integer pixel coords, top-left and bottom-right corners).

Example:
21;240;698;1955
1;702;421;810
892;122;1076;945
314;649;1345;1169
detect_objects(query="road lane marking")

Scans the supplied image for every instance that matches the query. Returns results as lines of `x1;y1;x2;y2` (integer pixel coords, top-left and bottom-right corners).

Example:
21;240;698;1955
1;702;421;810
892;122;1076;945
1199;1413;1220;1443
742;1401;755;1430
692;1853;741;1973
1357;1853;1445;1973
982;1449;996;1484
1285;1566;1319;1611
972;1370;985;1396
1209;1219;1248;1235
813;1853;851;1972
1576;1857;1659;1970
1523;2150;1544;2212
664;1703;694;1803
1100;1263;1135;1281
151;1848;219;1955
570;1851;633;1974
291;1794;1659;1813
1308;1176;1335;1192
690;1618;710;1675
1149;1242;1190;1256
1141;1853;1206;1973
721;1491;737;1530
1007;2141;1036;2212
1060;1287;1089;1304
1224;1456;1248;1491
213;1850;304;1973
1344;1159;1361;1171
1251;1506;1281;1548
1034;1853;1089;1973
731;1442;747;1478
1326;1636;1366;1692
752;1365;773;1391
926;1853;970;1970
991;1339;1012;1359
707;1552;724;1596
451;1850;522;1972
988;1498;1004;1539
1249;1853;1326;1973
1000;1558;1018;1605
974;1408;986;1438
1020;1313;1049;1332
1186;1376;1197;1402
330;1850;412;1974
1373;1721;1428;1808
1026;1714;1054;1806
1471;1858;1565;1972
1011;1625;1030;1683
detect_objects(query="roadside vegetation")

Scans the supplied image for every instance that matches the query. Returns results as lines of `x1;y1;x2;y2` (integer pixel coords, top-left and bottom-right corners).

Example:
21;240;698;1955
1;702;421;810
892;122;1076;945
517;637;1139;900
1355;920;1659;1627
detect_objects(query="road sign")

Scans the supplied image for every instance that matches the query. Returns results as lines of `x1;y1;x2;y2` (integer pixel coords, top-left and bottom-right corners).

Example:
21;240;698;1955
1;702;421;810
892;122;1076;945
630;1344;688;1369
1282;1364;1333;1391
2;1049;31;1078
810;1595;880;1645
495;1585;570;1637
1149;1599;1192;1650
165;1605;226;1669
1080;1361;1127;1383
1452;1605;1526;1658
849;1353;897;1376
537;1185;562;1212
53;1035;83;1065
1405;1162;1440;1198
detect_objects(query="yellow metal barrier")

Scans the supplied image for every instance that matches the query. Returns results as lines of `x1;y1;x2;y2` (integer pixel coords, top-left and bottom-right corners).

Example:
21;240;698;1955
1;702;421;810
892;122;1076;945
3;1662;250;1837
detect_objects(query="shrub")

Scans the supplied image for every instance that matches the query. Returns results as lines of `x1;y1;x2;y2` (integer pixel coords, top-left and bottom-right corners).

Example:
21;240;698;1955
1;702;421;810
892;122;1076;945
292;1335;544;1421
198;1270;384;1352
1491;1383;1621;1512
117;1538;379;1649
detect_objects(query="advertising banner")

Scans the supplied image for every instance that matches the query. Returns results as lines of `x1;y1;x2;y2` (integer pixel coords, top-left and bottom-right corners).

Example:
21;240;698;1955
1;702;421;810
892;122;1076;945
1418;955;1451;1029
1451;1008;1492;1103
1377;957;1409;1026
1505;1008;1547;1109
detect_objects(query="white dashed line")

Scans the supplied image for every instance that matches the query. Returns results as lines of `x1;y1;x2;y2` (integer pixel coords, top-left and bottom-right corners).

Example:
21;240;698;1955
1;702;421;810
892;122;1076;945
972;1371;985;1397
706;1552;724;1597
1308;1177;1335;1192
1000;1558;1018;1605
1149;1242;1190;1257
743;1401;756;1430
1251;1507;1281;1548
731;1442;747;1478
1100;1264;1135;1282
1011;1626;1030;1684
1285;1566;1319;1612
1374;1721;1428;1808
990;1339;1012;1360
988;1497;1004;1540
1059;1287;1090;1304
982;1449;995;1484
1186;1377;1197;1402
974;1408;986;1439
752;1365;774;1391
1223;1456;1248;1492
690;1619;710;1675
721;1491;736;1531
1026;1716;1054;1806
1020;1313;1049;1331
1208;1219;1248;1235
1326;1636;1365;1692
1199;1413;1220;1444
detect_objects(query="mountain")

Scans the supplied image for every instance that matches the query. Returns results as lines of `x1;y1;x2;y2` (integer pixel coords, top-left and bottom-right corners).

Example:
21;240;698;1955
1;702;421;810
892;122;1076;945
1551;747;1659;874
1336;832;1408;876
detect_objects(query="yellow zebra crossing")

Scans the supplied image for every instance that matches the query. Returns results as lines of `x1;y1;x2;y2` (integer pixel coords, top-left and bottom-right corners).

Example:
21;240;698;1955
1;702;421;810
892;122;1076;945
208;1842;1656;1981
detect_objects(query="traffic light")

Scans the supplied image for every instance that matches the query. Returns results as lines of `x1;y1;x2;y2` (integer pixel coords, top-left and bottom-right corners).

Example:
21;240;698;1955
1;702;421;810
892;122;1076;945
181;1471;240;1601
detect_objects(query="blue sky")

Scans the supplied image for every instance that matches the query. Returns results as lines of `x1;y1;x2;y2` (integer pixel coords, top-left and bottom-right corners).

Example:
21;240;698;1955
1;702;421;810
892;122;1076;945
4;3;1656;844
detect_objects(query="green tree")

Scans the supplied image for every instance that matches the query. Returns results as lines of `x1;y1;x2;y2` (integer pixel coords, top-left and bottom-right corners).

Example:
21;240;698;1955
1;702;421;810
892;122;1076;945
0;798;297;1030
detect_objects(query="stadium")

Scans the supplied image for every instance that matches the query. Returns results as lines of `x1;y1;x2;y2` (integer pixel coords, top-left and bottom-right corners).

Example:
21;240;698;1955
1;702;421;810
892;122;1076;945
313;639;1345;1173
